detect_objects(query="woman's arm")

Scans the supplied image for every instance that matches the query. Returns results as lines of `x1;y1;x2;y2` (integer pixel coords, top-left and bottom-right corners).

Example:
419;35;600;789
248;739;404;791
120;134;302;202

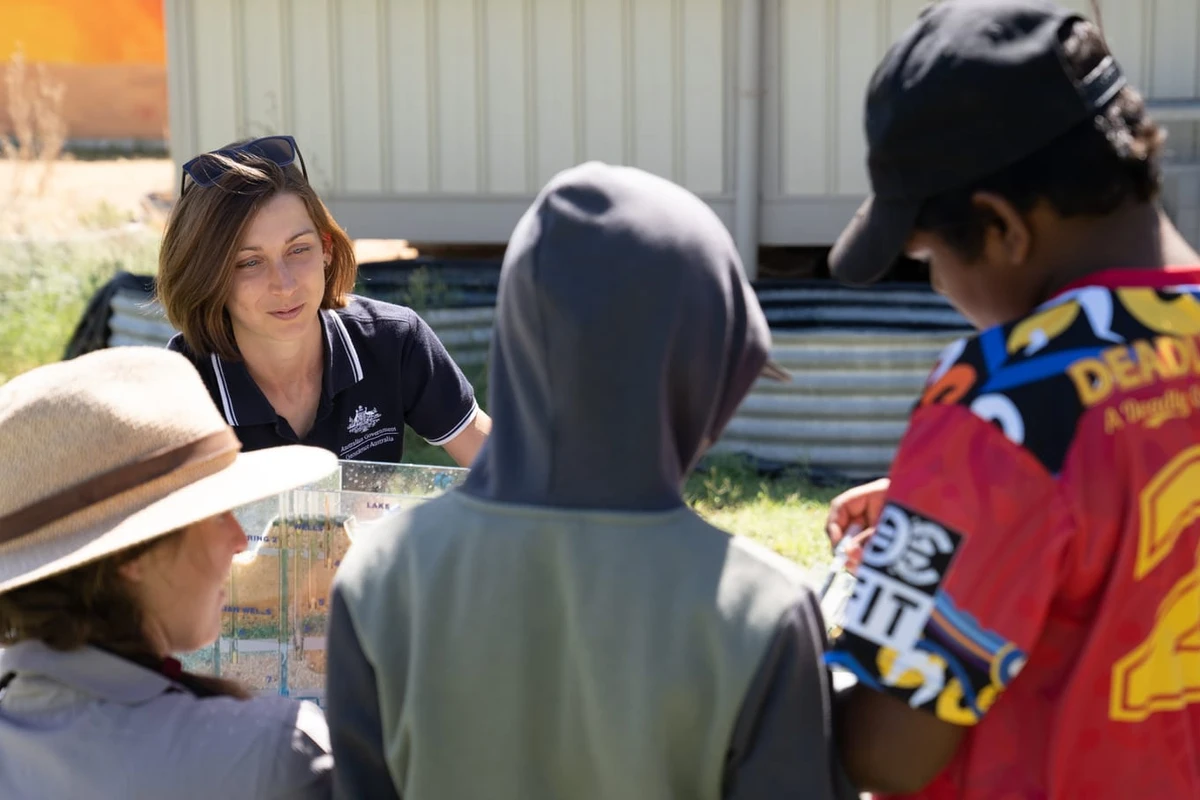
441;410;492;467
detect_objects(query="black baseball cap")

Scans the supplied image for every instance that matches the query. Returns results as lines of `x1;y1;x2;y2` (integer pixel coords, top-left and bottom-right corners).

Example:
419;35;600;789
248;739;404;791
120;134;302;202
829;0;1128;286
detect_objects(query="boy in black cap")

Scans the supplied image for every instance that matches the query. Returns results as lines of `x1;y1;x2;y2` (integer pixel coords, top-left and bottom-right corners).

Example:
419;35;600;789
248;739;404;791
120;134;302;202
822;0;1200;796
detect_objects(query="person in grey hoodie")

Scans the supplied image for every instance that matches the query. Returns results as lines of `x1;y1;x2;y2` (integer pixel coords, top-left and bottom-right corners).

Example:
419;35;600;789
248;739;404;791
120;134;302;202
324;162;854;800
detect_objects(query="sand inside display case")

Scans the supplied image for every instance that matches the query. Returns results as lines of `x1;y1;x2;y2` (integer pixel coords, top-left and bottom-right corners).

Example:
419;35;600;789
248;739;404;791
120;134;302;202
177;460;467;707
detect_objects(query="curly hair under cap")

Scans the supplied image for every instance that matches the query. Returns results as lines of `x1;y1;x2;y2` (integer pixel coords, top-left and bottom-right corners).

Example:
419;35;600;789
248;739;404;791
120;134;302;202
0;532;250;700
912;18;1165;260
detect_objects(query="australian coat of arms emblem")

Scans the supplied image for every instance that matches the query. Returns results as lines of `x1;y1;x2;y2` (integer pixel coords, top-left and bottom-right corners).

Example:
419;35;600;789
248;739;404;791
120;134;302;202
347;405;382;434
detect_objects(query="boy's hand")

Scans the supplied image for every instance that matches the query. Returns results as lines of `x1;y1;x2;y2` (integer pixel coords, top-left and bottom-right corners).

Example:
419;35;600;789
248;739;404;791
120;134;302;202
825;478;889;570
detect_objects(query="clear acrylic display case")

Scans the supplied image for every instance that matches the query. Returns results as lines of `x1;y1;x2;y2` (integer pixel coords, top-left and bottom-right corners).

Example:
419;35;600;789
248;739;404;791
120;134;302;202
177;460;467;706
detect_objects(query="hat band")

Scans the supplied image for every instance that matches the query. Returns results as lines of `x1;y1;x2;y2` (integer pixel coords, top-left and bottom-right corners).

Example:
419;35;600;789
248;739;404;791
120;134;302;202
0;429;242;545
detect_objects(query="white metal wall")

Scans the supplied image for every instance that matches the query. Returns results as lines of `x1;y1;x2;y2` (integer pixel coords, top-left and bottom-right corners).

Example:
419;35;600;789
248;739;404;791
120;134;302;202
165;0;736;241
761;0;1200;244
165;0;1200;246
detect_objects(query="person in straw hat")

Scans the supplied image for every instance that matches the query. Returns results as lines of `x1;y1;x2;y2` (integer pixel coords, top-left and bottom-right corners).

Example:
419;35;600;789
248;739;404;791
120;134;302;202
0;347;339;799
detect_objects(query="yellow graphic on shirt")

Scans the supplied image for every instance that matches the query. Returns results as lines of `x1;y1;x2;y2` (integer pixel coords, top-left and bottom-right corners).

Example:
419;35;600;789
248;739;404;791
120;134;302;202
1118;288;1200;336
936;678;999;726
877;646;946;692
1114;386;1199;432
1110;543;1200;723
1110;447;1200;723
1135;445;1200;579
876;645;1000;725
1067;334;1200;408
1007;302;1081;354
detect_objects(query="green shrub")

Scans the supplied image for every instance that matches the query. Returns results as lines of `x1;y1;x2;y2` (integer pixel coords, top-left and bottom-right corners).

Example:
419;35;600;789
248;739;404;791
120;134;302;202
0;232;158;384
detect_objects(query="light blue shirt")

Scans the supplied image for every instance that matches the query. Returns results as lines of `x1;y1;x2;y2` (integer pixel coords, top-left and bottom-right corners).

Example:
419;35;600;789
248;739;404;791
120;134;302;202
0;641;332;799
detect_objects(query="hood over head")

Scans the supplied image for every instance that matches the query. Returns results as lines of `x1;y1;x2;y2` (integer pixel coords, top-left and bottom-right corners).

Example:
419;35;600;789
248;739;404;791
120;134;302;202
462;162;778;511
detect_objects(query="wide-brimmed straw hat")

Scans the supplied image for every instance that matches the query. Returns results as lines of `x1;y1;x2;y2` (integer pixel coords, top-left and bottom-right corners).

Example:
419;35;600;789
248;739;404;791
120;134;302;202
0;347;338;594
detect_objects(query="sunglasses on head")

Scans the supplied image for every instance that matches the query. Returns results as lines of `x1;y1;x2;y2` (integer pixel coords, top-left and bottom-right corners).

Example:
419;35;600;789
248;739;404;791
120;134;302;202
179;135;308;196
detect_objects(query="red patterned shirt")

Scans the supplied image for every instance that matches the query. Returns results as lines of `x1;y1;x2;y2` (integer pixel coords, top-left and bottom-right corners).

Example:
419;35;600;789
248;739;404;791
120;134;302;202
828;267;1200;798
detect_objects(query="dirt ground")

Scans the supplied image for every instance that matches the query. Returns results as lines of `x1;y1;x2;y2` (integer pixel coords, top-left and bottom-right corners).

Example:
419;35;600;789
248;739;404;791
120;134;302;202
0;156;421;261
0;157;172;238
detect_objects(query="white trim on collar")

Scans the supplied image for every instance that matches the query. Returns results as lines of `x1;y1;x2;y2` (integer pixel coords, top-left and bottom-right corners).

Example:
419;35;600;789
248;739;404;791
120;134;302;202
325;310;364;383
209;353;239;426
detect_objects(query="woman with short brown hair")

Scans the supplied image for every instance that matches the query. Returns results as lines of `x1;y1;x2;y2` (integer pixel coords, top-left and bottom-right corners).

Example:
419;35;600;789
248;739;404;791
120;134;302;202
0;346;337;799
157;136;490;467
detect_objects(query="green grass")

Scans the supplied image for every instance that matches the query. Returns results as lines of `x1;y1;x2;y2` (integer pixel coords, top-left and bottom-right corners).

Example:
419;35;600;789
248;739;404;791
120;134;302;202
403;429;839;571
1;233;839;572
0;231;159;384
685;456;842;568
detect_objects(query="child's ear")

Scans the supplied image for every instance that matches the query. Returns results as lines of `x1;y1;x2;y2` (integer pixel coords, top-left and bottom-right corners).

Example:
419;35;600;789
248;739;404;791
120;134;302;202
971;191;1031;267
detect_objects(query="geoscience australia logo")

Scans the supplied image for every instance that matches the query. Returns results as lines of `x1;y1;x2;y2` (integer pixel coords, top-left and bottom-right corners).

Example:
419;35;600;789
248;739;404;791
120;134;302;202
347;405;382;434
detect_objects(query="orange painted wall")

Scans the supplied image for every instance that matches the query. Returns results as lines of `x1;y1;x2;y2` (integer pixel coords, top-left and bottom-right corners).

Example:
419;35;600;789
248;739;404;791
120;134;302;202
0;0;165;65
0;0;167;141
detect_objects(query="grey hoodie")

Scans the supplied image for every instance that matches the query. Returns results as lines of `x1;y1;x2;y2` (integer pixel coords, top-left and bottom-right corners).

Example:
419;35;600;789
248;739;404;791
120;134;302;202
325;163;854;799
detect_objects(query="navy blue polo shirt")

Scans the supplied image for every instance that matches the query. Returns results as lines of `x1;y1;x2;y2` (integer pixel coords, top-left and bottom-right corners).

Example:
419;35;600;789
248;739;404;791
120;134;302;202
167;295;479;462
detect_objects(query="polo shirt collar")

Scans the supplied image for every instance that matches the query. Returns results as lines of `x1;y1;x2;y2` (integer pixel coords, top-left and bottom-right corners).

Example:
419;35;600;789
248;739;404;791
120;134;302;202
209;308;366;428
320;306;365;396
0;640;177;705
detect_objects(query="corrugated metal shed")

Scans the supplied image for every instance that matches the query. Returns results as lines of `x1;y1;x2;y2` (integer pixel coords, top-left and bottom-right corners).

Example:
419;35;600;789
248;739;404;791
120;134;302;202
165;0;1200;255
104;281;968;480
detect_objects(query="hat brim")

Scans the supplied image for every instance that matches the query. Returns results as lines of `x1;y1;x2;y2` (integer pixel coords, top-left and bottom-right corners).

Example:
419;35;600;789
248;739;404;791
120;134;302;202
828;194;920;286
0;445;338;594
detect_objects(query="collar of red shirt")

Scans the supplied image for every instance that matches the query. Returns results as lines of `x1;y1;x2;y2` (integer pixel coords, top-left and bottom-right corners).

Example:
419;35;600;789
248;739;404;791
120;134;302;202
1051;265;1200;299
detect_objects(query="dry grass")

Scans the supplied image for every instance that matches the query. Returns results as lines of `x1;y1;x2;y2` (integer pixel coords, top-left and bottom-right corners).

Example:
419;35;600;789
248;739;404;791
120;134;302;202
0;158;172;238
0;159;167;384
0;45;67;201
0;46;173;238
0;49;172;384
